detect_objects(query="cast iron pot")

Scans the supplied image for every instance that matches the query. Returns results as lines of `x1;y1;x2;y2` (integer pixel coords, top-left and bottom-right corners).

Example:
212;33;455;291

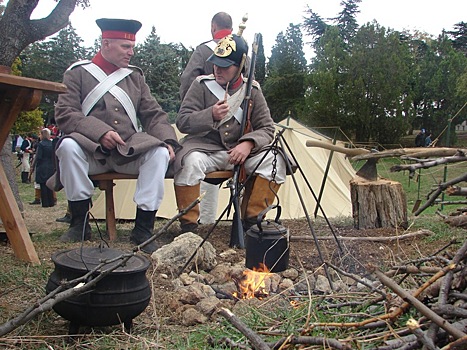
245;205;290;273
46;247;151;334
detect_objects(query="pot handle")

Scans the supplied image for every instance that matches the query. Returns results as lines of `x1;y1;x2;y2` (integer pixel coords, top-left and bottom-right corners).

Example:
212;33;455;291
256;204;282;233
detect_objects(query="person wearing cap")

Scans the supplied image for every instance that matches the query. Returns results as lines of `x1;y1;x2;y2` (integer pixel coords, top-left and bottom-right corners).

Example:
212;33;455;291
173;34;287;234
52;18;180;253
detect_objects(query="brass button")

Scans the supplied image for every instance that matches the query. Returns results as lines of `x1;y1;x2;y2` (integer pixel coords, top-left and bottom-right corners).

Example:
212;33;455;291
115;108;119;111
226;124;229;128
224;132;229;136
114;120;118;124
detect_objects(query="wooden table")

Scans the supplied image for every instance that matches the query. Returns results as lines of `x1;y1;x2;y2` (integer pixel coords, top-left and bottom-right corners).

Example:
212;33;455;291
0;68;66;264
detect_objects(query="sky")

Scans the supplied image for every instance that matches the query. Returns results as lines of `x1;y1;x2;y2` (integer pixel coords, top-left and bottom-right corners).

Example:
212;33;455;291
30;0;467;62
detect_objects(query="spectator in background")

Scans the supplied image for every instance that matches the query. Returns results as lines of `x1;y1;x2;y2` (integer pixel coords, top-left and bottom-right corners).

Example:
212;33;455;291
35;128;55;207
425;132;433;147
415;129;426;147
19;134;37;183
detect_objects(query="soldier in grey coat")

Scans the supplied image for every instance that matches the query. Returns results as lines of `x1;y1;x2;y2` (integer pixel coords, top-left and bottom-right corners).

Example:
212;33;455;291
174;34;286;233
53;18;179;253
179;12;233;101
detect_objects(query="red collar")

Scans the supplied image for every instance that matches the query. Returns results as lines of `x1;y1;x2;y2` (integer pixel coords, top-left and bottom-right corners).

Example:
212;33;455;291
92;52;119;75
230;75;243;90
213;29;232;40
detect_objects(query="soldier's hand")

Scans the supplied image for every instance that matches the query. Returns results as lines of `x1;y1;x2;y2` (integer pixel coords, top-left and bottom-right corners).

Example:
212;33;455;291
228;141;254;165
212;99;229;122
99;131;125;150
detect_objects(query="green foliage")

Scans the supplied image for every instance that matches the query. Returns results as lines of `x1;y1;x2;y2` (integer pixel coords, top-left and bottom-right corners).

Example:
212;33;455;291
132;27;182;114
19;24;92;124
301;1;467;146
263;24;308;121
254;35;266;85
9;57;45;135
12;109;44;137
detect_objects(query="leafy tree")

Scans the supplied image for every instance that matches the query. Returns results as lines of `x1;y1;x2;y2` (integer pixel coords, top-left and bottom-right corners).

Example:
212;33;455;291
343;24;411;143
254;34;266;85
446;22;467;56
263;24;308;121
302;6;328;48
132;27;181;117
10;58;44;137
20;24;89;123
421;34;467;145
333;0;361;46
303;26;347;135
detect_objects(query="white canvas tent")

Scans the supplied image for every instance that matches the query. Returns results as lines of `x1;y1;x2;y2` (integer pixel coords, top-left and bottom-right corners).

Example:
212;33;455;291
89;118;356;221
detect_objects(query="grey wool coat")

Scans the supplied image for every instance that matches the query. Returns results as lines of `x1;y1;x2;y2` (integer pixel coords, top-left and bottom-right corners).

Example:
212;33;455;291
174;74;275;175
54;62;178;166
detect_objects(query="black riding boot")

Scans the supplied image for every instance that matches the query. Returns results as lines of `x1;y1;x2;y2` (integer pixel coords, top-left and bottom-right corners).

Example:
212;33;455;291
130;208;158;254
59;199;92;242
21;172;30;183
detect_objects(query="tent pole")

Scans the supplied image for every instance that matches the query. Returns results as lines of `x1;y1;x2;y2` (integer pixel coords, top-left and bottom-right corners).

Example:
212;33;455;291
313;128;338;218
278;133;343;254
278;134;337;290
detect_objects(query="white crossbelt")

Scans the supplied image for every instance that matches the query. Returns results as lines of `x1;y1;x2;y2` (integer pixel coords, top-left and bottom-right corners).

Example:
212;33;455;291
82;63;141;132
204;40;217;51
204;80;245;126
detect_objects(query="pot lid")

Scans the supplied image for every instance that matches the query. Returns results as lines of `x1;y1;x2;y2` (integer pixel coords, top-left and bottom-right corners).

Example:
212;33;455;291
51;247;149;274
249;220;288;235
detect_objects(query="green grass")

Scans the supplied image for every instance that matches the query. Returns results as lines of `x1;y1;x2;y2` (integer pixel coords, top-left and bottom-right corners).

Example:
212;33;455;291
1;154;465;349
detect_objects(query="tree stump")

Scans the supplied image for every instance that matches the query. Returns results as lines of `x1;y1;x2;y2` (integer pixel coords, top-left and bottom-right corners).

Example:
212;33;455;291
350;177;408;229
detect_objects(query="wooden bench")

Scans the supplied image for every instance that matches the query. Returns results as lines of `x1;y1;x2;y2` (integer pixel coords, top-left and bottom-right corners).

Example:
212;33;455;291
89;171;234;241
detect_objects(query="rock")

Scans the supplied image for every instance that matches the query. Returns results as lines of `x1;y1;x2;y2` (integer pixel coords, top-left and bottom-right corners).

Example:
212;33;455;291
196;296;222;317
182;307;208;326
151;232;217;274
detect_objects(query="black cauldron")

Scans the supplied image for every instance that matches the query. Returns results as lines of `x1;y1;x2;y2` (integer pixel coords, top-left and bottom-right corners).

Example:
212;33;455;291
46;247;151;334
245;205;290;273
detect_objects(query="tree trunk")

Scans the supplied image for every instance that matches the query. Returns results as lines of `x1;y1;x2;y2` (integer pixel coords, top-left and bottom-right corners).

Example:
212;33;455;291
1;139;23;216
350;177;408;229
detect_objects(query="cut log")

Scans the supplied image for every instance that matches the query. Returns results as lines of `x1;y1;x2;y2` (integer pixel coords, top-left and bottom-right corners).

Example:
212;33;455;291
350;176;408;229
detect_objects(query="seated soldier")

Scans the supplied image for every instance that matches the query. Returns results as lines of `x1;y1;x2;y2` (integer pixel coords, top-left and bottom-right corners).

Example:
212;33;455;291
52;18;179;253
173;34;286;234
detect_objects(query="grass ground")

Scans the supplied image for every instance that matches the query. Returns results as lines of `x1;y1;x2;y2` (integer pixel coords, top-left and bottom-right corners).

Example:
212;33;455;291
1;141;466;349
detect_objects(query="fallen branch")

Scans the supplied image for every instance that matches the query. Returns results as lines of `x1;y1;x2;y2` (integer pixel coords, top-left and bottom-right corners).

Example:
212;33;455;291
290;230;431;242
371;266;466;340
406;318;439;350
350;147;461;161
390;153;467;178
269;335;353;350
218;307;271;350
414;173;467;216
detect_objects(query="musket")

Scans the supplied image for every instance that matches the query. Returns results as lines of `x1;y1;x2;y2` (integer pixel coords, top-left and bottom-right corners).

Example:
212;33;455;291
229;32;261;248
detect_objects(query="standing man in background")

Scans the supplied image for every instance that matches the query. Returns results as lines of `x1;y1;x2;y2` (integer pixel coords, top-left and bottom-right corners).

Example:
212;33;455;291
179;12;234;101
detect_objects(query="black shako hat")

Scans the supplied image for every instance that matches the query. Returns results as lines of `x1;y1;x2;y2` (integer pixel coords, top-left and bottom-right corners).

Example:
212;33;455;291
96;18;142;40
208;34;248;68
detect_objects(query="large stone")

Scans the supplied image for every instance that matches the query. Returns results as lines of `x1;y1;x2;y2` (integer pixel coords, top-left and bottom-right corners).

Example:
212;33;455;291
151;232;217;275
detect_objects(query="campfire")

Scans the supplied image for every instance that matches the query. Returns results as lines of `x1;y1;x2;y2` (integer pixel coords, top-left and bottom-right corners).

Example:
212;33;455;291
232;263;271;300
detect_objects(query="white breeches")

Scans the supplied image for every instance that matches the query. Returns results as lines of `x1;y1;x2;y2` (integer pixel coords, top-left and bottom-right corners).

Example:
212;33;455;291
174;149;286;186
56;138;169;211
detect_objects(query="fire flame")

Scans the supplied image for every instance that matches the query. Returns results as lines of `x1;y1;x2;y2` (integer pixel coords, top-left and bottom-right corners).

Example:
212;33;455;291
233;263;271;299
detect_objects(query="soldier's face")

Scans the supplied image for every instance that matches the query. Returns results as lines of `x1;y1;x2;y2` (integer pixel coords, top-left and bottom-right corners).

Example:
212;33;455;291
102;39;135;68
213;64;239;86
